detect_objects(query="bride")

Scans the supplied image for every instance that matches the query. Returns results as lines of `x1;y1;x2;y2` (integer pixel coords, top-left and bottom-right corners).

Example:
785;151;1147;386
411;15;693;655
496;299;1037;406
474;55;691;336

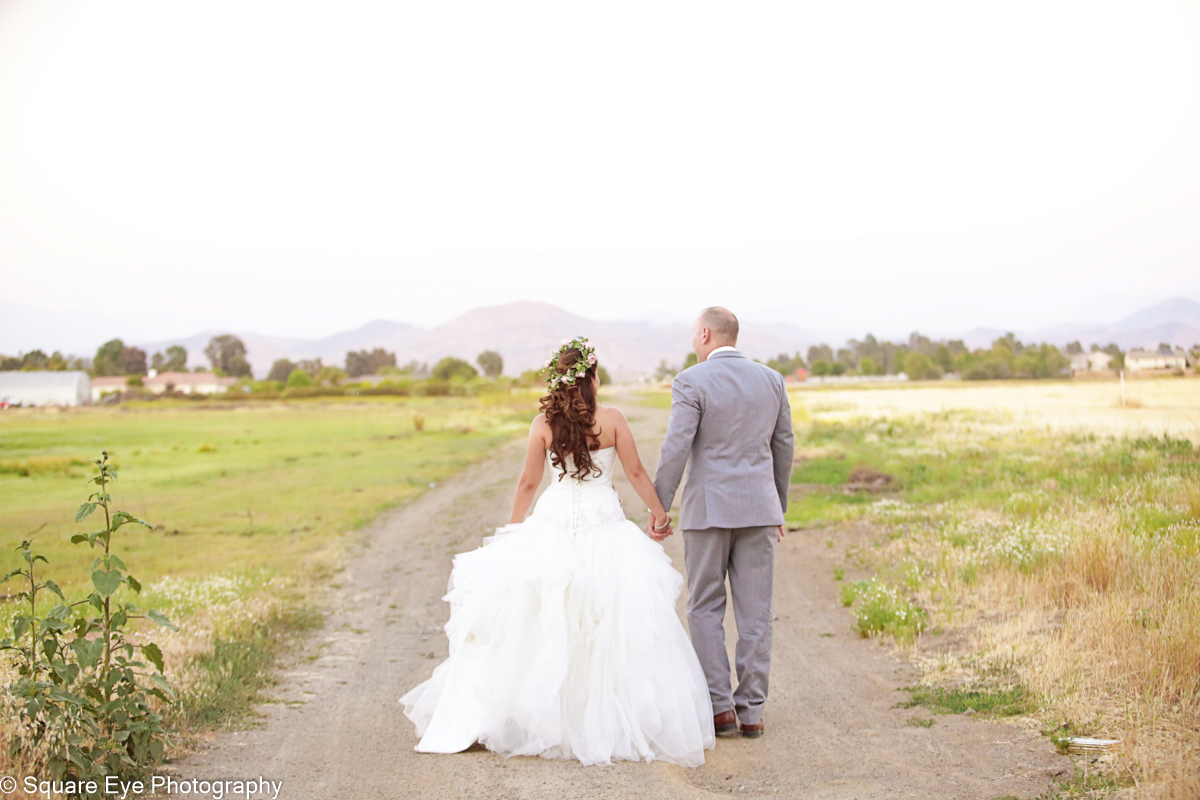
400;336;715;766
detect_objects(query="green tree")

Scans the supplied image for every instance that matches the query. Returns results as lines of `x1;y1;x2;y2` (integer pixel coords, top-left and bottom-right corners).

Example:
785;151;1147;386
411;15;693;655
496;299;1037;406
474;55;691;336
859;356;881;376
683;352;698;370
807;344;833;365
204;335;252;377
297;359;323;378
164;345;187;371
653;360;677;382
933;344;952;372
431;357;478;381
766;352;805;376
1066;341;1083;355
20;350;49;370
268;359;297;383
118;346;147;376
94;339;125;376
0;355;20;370
476;350;504;378
316;366;347;386
286;369;312;387
830;362;846;376
810;359;831;376
345;348;396;377
1101;343;1124;370
903;352;943;381
597;365;611;385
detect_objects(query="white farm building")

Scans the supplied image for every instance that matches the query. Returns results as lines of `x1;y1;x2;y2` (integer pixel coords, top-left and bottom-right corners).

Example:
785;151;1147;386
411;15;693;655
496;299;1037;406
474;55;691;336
0;371;92;406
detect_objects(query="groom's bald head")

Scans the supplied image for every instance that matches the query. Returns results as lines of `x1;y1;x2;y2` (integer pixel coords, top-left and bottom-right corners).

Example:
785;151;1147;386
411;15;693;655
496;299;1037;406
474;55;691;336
697;307;739;346
691;307;739;362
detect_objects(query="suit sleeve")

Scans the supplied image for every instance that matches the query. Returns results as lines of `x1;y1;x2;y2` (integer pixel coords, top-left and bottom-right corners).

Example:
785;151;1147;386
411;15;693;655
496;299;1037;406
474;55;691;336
654;373;701;513
770;375;795;514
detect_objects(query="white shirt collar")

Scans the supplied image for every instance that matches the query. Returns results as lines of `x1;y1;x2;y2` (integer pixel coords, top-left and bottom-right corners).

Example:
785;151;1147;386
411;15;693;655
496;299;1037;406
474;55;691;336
708;346;738;358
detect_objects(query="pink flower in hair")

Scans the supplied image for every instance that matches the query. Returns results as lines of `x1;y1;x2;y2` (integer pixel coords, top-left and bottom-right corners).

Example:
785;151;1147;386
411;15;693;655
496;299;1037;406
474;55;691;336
587;353;597;365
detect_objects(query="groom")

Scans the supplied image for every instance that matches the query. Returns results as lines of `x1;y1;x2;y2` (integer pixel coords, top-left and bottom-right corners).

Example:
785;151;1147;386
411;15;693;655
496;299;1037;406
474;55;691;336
651;307;794;739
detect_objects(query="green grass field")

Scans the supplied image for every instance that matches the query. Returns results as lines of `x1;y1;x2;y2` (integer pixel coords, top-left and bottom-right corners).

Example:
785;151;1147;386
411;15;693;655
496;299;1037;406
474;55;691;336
0;395;537;598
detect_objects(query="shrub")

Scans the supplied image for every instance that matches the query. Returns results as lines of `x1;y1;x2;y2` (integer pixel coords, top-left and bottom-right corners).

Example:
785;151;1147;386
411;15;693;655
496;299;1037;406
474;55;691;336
1;453;176;785
280;386;344;398
811;360;831;376
359;380;413;396
420;379;452;396
903;352;944;381
286;369;312;388
431;357;478;381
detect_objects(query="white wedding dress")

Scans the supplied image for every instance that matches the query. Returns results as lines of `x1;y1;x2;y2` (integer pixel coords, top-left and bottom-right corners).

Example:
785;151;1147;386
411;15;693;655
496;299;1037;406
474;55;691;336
400;446;715;767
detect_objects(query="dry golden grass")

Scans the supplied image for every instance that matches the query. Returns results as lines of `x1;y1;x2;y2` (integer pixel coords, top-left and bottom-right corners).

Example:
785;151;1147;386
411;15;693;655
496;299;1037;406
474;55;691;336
800;378;1200;798
793;377;1200;441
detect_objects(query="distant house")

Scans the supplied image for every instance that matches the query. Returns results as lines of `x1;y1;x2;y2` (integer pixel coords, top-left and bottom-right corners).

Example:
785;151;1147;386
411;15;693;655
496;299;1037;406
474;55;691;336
1125;348;1187;371
1068;351;1116;373
90;376;128;401
0;371;91;406
144;371;235;395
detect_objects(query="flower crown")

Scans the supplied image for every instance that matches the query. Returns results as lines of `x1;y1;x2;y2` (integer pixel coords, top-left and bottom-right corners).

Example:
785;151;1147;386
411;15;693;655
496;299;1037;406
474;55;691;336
542;336;597;390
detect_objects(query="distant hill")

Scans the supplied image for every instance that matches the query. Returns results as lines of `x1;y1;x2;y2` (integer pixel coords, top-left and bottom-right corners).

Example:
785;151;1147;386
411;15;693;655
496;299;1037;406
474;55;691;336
137;302;819;380
963;297;1200;352
117;296;1200;379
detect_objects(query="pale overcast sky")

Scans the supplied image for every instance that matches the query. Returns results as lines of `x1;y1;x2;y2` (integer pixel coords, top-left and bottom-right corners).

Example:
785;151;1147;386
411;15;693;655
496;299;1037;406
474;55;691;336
1;0;1198;352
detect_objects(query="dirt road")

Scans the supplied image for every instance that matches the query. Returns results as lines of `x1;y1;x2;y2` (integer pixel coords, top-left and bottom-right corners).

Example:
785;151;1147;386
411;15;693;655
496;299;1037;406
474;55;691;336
172;399;1063;799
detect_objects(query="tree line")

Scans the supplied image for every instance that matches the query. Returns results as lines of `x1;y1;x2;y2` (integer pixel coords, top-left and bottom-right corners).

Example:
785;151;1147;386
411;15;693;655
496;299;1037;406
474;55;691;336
649;332;1141;382
766;332;1124;380
0;336;512;384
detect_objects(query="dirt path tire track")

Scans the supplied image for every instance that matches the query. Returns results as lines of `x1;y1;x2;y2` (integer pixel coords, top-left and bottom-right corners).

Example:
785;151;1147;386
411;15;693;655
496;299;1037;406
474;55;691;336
172;399;1062;799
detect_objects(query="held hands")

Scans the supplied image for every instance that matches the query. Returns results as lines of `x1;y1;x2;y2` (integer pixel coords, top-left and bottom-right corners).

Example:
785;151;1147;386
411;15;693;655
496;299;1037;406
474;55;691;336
647;511;673;541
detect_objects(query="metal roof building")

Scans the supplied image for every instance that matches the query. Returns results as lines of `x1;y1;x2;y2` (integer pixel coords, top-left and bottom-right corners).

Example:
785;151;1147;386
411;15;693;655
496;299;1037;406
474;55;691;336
0;371;92;406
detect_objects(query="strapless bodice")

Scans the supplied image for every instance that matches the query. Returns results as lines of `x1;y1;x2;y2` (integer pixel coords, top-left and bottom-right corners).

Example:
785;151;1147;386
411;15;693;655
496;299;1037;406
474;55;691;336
535;446;625;530
543;446;617;492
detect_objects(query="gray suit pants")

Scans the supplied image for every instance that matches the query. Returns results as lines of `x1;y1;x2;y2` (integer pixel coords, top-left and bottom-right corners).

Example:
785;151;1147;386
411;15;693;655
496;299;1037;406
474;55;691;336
683;526;776;725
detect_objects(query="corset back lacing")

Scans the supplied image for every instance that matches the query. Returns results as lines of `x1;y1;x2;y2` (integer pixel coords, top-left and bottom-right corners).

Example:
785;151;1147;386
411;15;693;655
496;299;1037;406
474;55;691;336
571;477;582;538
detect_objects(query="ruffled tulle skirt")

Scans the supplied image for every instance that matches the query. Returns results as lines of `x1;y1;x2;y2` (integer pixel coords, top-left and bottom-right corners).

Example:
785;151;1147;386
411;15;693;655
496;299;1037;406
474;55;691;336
399;494;715;766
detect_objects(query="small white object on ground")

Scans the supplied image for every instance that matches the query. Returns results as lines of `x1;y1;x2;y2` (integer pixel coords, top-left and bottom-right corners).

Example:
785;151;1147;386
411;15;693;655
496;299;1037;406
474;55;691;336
1065;737;1121;754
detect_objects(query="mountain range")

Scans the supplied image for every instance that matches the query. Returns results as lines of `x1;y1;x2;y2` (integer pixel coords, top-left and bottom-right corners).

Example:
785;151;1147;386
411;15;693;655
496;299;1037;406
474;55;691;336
140;297;1200;379
138;302;820;381
8;296;1196;380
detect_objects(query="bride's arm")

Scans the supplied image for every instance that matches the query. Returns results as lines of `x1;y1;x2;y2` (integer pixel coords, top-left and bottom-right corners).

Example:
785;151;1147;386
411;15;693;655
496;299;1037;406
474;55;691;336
611;409;670;530
509;415;550;524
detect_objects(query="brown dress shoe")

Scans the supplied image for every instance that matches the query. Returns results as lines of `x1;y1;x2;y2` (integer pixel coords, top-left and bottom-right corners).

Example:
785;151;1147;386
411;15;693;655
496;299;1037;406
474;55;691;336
740;721;764;739
714;711;739;738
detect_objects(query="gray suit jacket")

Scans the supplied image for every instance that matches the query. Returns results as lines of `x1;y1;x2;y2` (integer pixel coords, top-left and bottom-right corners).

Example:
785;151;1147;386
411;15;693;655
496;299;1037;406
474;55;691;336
654;349;795;530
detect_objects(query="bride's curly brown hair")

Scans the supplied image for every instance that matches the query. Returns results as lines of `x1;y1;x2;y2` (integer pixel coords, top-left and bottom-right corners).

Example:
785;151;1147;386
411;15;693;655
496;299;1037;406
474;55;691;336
539;347;602;481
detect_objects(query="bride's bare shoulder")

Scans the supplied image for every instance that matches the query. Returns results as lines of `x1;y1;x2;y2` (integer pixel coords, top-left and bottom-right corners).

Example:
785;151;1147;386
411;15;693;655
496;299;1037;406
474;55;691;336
595;405;628;425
